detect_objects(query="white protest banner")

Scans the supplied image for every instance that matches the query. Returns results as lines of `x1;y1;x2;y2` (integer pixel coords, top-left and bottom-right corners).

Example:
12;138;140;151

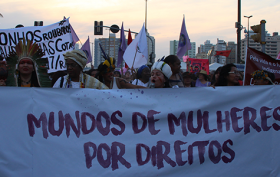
0;18;73;73
0;86;280;176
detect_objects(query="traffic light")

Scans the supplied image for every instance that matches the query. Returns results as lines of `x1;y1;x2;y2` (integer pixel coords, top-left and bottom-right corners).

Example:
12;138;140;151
250;20;266;44
34;21;43;26
94;21;103;35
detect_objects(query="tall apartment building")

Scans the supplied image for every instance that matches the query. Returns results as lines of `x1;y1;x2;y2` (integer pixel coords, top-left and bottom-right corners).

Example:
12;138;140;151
94;33;120;68
199;40;214;54
170;40;196;60
226;42;237;64
209;39;226;64
75;43;79;50
145;31;156;64
241;32;280;61
94;33;155;68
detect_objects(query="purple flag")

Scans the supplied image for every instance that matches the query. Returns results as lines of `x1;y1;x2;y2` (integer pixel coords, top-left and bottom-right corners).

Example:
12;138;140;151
70;24;80;44
177;16;191;59
81;37;92;63
117;22;127;67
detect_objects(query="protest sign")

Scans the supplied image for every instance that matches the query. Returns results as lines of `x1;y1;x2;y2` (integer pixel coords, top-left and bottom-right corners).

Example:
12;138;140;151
0;86;280;176
244;47;280;85
188;58;209;74
0;18;73;73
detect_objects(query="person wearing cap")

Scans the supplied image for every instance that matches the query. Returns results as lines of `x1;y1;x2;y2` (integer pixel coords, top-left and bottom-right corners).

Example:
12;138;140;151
150;61;172;88
252;70;275;85
53;49;108;89
182;72;195;87
195;70;210;87
132;65;151;87
164;55;184;88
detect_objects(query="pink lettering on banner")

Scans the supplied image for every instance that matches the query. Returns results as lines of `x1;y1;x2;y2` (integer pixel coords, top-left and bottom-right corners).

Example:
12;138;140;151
26;106;280;170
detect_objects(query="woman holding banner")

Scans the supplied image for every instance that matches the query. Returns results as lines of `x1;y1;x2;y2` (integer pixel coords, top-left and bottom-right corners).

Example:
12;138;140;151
150;60;172;88
164;55;184;88
6;38;50;87
195;70;211;87
97;58;145;89
53;49;108;89
215;63;240;86
252;70;275;85
132;65;151;87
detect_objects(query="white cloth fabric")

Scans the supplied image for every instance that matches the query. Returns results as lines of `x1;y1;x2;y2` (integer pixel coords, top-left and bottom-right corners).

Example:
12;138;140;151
53;75;80;88
132;79;149;87
112;77;119;89
53;74;108;89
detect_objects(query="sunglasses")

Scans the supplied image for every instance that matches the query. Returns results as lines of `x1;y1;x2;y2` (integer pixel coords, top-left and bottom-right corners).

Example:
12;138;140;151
19;59;33;65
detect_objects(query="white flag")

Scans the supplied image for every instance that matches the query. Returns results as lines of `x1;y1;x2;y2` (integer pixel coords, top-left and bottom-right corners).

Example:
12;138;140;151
123;24;148;69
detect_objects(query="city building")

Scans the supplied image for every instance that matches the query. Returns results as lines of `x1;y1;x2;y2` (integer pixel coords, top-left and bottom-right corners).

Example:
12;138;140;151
145;31;156;64
196;53;208;59
188;42;196;58
75;43;79;50
226;42;237;64
94;33;155;68
209;39;227;64
170;40;196;60
199;40;214;54
241;31;280;61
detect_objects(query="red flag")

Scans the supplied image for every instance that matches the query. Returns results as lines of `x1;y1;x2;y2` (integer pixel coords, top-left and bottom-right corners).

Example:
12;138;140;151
127;29;132;45
124;29;133;68
215;50;231;57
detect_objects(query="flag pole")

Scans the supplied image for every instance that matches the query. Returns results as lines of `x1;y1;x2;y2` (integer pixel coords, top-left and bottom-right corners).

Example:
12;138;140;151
131;49;138;70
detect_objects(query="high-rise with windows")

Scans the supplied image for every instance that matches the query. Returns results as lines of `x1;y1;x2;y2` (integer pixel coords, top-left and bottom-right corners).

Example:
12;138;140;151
241;32;280;61
170;40;196;60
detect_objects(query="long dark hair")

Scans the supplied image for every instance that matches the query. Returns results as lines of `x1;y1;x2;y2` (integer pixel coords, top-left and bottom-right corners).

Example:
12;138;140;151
97;59;116;83
215;63;239;86
164;55;179;65
211;67;222;85
18;71;40;87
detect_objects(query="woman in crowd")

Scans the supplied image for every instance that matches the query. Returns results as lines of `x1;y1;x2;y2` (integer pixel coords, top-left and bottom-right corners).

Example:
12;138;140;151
132;65;151;87
53;49;108;89
114;70;121;78
123;69;133;83
86;69;99;78
6;38;50;87
182;72;195;87
215;63;240;86
97;58;145;89
195;70;211;87
210;67;222;85
150;60;172;88
164;55;184;88
252;70;275;85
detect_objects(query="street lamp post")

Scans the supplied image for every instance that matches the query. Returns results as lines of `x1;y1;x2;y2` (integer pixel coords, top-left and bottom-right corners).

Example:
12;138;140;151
145;0;147;31
244;15;253;48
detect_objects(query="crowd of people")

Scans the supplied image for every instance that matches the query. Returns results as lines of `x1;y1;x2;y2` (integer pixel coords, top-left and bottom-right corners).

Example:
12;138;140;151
0;39;276;89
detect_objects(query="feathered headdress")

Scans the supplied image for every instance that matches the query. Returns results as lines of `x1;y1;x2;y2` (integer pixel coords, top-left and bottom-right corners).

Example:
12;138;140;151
99;43;115;73
252;70;274;85
6;38;50;87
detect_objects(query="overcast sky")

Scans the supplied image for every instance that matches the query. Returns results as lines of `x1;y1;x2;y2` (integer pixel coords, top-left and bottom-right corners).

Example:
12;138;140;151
1;0;279;60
